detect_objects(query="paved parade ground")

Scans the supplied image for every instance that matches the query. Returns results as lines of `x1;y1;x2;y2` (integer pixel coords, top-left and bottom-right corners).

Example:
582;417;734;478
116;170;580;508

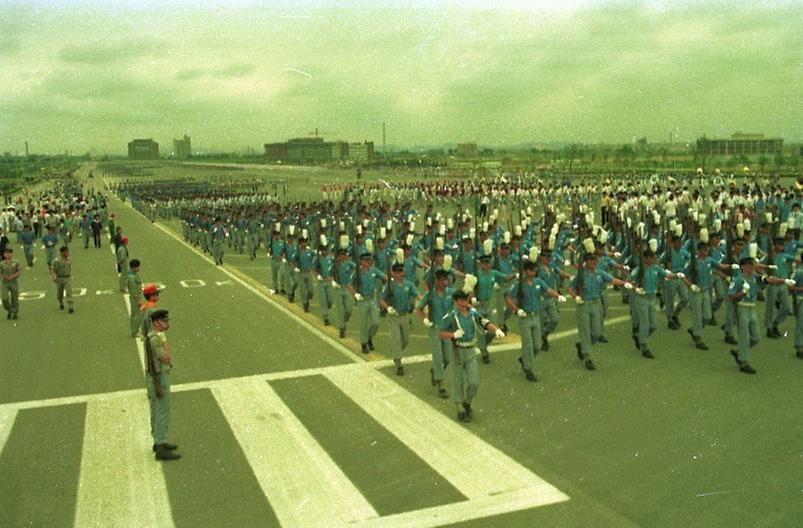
2;163;802;528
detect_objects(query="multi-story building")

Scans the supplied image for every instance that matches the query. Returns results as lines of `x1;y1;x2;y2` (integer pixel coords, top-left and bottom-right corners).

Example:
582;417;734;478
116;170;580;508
696;133;783;156
173;135;191;159
265;137;373;163
127;139;159;160
456;143;478;157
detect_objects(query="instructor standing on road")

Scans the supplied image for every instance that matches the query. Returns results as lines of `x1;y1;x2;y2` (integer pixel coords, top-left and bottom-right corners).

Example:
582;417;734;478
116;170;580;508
146;309;180;461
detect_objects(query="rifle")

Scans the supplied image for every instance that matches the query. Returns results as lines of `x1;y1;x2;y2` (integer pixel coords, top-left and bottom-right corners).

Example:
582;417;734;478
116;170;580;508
144;334;163;399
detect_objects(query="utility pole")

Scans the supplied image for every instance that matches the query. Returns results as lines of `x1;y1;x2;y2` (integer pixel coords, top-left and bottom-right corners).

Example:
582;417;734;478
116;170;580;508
382;122;386;152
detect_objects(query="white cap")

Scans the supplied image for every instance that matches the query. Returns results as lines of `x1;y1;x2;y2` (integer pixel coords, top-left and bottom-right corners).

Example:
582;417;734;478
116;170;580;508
443;254;453;271
648;239;658;253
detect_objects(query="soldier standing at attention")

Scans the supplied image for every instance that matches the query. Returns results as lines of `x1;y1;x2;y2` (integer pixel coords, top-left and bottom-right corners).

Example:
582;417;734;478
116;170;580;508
315;237;334;326
50;246;74;313
145;310;180;461
140;284;161;336
116;237;129;292
211;217;227;265
438;290;504;422
1;247;21;320
127;259;144;337
380;262;422;376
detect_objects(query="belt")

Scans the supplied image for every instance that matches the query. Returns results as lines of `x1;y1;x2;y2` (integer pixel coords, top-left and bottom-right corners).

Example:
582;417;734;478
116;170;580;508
455;342;475;348
390;311;410;315
738;302;756;307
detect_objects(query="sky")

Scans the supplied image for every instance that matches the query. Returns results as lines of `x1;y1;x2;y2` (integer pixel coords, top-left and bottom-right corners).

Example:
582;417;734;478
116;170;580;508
1;0;801;155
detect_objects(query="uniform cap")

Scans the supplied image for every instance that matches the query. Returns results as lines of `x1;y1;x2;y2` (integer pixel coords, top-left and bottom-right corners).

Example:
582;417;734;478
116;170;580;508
150;309;169;322
142;283;160;296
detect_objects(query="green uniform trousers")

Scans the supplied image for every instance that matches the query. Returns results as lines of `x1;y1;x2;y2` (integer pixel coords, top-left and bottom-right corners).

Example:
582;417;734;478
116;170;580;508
765;283;790;329
452;345;479;405
387;312;411;359
474;300;495;354
575;299;602;357
56;277;73;308
428;327;452;382
129;297;141;337
664;279;688;320
317;280;333;319
146;372;171;445
795;297;803;350
356;298;380;344
298;272;314;305
540;297;559;336
689;287;711;339
270;258;282;291
518;313;542;370
634;294;657;350
736;304;759;363
333;288;353;331
2;282;19;315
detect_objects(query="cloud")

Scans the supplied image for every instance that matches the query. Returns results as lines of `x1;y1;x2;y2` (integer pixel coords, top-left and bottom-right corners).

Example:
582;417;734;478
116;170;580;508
58;40;156;64
212;63;256;79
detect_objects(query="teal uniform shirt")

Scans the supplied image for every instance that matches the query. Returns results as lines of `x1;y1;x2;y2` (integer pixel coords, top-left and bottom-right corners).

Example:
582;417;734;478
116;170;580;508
728;273;759;302
417;287;455;321
597;255;617;274
793;269;803;299
476;269;508;301
439;307;489;347
684;257;714;289
357;266;385;296
496;255;516;275
284;242;299;263
507;277;551;312
537;261;560;290
765;252;795;279
335;261;356;286
570;269;615;300
270;239;285;259
665;248;689;272
628;265;669;294
382;279;419;313
317;254;334;279
403;255;423;283
42;232;58;249
298;247;316;271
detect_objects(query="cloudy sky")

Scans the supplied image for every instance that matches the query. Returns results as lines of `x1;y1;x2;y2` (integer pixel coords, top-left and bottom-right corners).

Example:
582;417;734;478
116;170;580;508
1;0;801;155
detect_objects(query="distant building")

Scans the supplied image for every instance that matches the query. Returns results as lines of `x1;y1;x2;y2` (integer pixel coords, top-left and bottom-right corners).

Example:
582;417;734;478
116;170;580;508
456;143;478;157
174;135;191;159
696;133;783;156
128;139;159;160
348;141;375;162
265;137;373;163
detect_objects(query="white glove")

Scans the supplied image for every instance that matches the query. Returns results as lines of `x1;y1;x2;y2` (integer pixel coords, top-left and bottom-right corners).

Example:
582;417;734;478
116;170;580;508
784;278;796;286
316;274;323;281
493;283;500;290
623;282;634;290
282;257;287;264
691;285;701;292
742;282;750;293
354;293;363;301
470;297;478;306
768;265;778;270
676;272;685;279
636;287;646;295
574;296;584;304
623;265;631;271
517;309;526;317
331;280;340;289
557;295;567;303
614;252;622;258
387;306;397;315
294;267;301;273
453;328;465;339
564;259;571;267
268;288;276;295
423;318;433;327
731;263;740;270
495;328;506;338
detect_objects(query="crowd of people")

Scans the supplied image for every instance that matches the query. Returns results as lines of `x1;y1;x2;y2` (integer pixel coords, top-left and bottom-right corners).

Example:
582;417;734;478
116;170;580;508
103;169;803;423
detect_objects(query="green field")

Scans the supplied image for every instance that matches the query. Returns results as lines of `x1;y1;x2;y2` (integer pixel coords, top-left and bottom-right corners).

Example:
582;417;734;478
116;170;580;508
2;162;802;527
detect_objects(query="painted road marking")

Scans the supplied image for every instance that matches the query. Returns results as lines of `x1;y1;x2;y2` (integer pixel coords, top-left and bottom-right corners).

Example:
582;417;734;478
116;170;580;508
213;379;377;527
326;368;568;502
0;409;16;459
74;395;174;528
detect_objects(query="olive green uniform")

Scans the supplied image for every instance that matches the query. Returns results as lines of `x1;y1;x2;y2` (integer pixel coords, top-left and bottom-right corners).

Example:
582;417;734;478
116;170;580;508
51;256;73;310
1;258;21;317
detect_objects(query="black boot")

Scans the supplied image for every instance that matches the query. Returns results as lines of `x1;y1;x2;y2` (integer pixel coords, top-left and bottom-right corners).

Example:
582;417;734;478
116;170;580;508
155;444;181;461
541;336;549;351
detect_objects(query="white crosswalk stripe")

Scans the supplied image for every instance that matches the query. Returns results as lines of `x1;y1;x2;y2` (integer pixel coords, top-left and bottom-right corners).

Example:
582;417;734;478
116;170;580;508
213;380;377;527
74;395;174;528
0;409;17;458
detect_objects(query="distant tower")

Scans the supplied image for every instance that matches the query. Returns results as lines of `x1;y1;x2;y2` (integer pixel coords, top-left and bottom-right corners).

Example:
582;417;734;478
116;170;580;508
382;122;386;152
24;141;28;157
